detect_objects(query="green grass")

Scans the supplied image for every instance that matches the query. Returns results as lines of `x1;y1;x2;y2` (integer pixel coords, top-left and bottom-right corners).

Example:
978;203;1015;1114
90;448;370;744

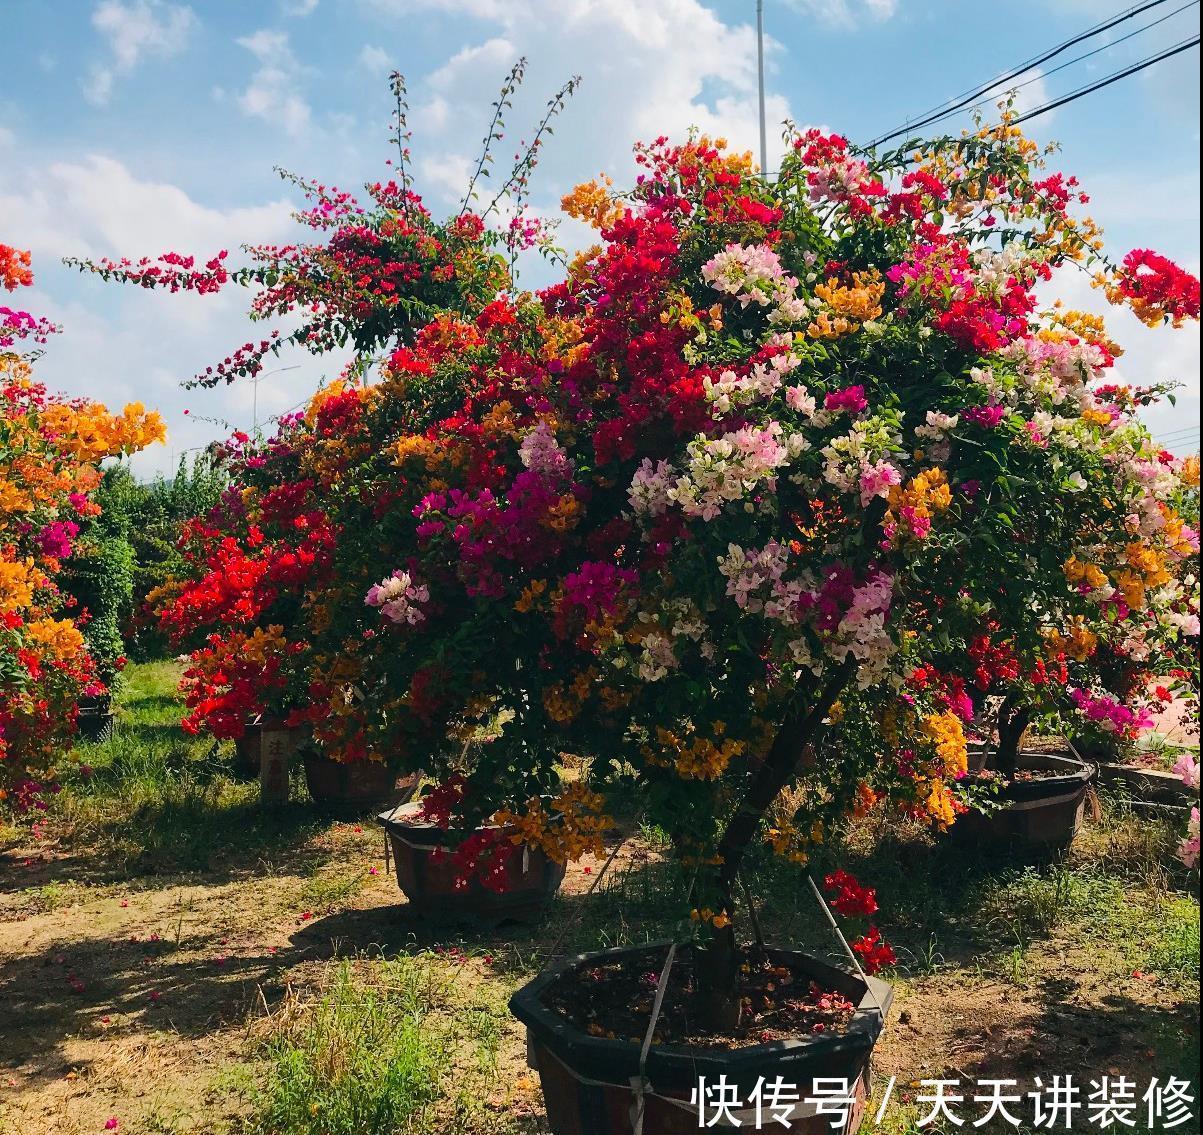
241;954;520;1135
38;660;326;874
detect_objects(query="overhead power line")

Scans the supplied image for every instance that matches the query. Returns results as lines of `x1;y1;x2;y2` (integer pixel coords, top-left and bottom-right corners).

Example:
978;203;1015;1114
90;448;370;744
885;0;1199;139
1009;35;1199;125
870;0;1183;146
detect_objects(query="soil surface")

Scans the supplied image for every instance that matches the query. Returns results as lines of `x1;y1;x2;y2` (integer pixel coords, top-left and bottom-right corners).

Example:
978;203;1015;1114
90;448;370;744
542;948;856;1048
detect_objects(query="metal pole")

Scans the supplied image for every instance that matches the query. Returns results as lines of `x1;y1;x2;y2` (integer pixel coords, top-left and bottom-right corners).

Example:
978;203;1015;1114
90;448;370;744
251;365;300;432
756;0;768;179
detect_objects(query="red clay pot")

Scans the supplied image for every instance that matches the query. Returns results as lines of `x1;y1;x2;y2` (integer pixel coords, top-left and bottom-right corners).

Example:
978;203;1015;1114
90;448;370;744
509;943;892;1135
304;752;417;810
376;800;565;924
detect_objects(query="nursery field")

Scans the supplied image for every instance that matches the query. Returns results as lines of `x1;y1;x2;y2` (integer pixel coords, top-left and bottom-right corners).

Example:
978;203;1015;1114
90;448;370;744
0;663;1198;1135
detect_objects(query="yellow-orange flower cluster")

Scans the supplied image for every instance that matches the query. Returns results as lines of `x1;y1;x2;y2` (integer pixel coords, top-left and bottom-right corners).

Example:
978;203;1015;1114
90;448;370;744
807;272;885;339
645;722;745;780
541;668;598;724
1111;542;1171;611
41;400;165;462
920;711;968;777
561;175;625;231
495;783;615;865
1063;555;1108;592
1042;305;1123;361
886;468;952;542
765;816;825;864
1044;618;1099;662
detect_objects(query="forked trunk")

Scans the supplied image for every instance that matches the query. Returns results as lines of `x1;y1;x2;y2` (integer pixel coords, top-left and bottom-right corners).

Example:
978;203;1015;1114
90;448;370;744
995;694;1031;781
693;658;855;1033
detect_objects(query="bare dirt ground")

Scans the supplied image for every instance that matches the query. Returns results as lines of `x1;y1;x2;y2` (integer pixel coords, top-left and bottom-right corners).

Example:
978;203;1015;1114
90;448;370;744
2;819;1198;1135
1;666;1197;1134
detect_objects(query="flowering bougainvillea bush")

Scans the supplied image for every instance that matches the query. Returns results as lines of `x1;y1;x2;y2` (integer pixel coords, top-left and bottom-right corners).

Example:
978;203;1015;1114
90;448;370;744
86;93;1201;1022
1;246;165;812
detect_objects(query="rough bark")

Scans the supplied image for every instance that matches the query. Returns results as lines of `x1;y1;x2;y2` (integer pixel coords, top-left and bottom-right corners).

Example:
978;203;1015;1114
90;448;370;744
694;656;856;1032
994;692;1031;781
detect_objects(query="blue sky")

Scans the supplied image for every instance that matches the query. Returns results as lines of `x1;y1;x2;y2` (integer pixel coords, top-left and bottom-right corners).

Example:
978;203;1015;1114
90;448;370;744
3;0;1199;473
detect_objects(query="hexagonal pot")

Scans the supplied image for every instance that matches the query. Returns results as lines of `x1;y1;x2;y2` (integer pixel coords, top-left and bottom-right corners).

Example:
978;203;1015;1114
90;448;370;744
76;697;114;744
376;800;565;925
956;749;1094;853
303;751;418;811
509;942;892;1134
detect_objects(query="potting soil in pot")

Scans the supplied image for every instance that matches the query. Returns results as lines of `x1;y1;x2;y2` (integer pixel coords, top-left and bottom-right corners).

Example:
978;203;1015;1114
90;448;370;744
543;947;856;1048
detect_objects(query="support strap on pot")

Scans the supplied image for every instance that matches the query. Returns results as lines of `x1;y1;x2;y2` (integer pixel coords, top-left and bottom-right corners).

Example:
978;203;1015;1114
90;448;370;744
996;787;1089;812
535;1041;835;1128
630;942;677;1135
806;874;886;1019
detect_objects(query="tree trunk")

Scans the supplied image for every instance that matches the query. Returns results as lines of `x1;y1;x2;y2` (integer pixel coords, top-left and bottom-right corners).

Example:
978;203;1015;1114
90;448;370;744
994;694;1031;781
691;657;855;1033
695;903;741;1032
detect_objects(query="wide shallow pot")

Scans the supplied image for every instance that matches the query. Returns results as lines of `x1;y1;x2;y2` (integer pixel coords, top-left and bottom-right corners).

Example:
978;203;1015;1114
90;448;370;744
304;752;417;810
76;697;114;744
510;943;892;1135
956;750;1094;852
376;799;565;924
1087;760;1195;818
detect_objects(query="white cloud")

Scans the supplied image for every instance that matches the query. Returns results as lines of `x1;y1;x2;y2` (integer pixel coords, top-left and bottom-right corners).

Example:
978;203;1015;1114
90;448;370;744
1010;67;1050;119
235;28;312;137
283;0;320;14
85;0;197;106
370;0;792;233
359;44;392;73
0;151;347;475
783;0;897;28
84;66;116;106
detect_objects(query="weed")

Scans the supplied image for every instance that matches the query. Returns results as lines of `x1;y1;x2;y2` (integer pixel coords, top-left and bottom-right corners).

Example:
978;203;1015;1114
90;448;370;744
242;954;518;1135
299;868;366;914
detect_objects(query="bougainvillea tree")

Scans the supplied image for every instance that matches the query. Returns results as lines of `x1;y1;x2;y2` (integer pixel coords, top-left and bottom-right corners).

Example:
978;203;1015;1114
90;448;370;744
81;93;1200;1025
1;245;165;812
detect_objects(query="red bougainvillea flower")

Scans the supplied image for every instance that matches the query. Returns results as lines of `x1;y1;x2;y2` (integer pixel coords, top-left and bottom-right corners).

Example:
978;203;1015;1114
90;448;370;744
1104;249;1201;327
850;927;897;975
823;869;879;917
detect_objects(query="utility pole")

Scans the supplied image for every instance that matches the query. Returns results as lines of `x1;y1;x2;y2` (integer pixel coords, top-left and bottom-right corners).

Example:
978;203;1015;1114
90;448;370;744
251;364;300;431
756;0;768;179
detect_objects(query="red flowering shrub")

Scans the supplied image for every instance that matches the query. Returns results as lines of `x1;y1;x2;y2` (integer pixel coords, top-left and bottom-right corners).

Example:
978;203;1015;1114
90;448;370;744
84;89;1200;1025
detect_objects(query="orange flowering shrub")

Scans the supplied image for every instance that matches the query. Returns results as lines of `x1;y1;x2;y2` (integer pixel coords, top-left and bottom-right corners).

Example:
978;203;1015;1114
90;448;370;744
1;245;165;811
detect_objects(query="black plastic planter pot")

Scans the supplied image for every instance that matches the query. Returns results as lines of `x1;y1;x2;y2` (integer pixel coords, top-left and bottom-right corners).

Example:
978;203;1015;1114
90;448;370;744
1090;761;1195;817
956;750;1094;853
376;800;565;925
232;718;263;778
76;698;114;744
509;943;892;1135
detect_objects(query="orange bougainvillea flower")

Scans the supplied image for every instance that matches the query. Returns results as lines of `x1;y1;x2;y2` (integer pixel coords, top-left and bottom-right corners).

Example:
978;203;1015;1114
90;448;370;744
0;244;34;291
